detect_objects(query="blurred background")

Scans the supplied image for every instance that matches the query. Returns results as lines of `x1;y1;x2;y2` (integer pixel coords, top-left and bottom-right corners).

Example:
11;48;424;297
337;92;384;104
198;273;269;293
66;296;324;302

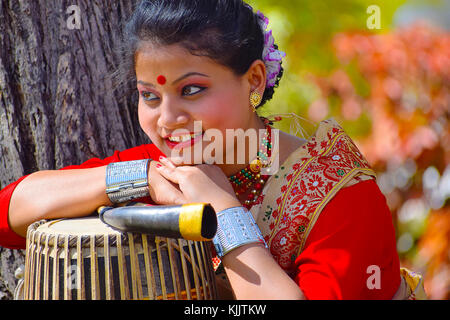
249;0;449;299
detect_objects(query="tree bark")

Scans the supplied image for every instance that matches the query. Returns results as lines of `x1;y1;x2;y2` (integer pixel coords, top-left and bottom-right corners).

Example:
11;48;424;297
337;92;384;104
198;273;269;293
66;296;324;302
0;0;144;299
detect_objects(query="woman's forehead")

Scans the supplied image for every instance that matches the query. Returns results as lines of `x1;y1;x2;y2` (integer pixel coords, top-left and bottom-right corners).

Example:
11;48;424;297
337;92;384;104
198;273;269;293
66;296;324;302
135;44;232;80
137;45;206;70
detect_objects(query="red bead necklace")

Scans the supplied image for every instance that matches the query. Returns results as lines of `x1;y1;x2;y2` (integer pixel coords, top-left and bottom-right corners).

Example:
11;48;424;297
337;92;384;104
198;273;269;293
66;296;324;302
228;125;273;209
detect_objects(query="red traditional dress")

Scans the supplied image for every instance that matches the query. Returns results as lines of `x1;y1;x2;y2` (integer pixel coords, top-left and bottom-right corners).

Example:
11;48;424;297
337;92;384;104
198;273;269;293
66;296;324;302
0;119;425;299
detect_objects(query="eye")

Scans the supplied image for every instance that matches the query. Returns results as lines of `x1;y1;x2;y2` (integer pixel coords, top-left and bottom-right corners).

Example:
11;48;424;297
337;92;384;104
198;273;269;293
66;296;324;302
140;91;159;102
182;85;206;97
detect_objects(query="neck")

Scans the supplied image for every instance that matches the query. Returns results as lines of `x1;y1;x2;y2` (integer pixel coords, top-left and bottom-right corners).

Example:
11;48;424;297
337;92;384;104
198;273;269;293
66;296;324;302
217;117;268;178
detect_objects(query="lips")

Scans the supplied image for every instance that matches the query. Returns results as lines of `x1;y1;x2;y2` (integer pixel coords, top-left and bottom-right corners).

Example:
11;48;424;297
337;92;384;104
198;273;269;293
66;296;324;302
164;132;204;150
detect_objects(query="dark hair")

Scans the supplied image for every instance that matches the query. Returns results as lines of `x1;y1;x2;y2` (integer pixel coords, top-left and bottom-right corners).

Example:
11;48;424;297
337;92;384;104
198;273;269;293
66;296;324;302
114;0;284;108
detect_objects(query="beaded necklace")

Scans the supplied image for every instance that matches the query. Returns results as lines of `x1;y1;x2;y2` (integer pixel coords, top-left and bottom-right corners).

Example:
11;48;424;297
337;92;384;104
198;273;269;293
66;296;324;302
228;124;273;210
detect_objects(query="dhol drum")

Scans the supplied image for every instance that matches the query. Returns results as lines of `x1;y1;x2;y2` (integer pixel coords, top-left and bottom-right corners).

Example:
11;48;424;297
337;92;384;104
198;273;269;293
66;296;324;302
21;216;217;300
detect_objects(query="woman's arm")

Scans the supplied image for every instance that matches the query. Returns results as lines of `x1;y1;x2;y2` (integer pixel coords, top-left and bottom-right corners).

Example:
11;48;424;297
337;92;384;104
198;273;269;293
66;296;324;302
0;145;172;247
222;243;306;300
7;158;186;238
8;166;111;237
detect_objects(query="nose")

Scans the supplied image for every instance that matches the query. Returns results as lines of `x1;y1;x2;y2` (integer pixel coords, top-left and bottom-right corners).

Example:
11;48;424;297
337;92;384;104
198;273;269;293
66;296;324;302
157;97;190;130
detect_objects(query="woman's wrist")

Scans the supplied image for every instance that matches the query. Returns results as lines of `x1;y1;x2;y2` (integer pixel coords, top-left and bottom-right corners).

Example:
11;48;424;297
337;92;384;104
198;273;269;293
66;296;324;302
212;206;267;258
212;198;242;213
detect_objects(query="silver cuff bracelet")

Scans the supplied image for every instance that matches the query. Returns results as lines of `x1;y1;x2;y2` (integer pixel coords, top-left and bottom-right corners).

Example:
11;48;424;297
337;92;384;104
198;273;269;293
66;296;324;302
105;159;151;204
212;206;267;258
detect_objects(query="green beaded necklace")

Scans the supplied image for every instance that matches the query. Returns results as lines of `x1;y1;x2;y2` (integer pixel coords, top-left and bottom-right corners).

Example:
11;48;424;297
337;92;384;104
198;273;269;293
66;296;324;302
228;125;273;209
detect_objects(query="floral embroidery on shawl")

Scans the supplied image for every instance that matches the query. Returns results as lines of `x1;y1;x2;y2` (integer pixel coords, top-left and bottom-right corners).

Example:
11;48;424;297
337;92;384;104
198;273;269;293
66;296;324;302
251;118;377;276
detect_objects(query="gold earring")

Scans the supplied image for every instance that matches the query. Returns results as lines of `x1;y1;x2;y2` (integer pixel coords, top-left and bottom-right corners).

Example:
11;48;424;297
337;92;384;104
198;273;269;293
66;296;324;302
250;91;262;112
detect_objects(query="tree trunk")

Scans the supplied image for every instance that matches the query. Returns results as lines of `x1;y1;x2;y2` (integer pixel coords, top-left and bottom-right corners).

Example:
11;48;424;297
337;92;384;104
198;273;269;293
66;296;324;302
0;0;144;299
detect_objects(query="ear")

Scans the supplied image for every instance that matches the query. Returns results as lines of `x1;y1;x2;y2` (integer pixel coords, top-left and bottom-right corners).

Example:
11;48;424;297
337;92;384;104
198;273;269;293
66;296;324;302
245;59;267;94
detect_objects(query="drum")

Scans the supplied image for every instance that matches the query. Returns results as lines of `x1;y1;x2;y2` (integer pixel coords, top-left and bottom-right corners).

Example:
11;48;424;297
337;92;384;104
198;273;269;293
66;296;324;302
22;217;217;300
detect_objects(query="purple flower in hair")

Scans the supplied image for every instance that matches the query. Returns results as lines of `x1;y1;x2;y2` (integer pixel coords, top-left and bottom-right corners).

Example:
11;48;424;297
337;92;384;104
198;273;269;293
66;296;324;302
256;11;286;88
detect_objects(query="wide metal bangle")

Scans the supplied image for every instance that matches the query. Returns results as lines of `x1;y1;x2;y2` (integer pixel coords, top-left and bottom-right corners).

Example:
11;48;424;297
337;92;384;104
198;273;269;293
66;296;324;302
105;159;151;204
212;206;267;258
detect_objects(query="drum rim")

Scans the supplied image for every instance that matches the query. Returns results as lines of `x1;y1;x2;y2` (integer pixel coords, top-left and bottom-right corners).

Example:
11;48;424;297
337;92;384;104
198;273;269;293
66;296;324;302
27;219;149;248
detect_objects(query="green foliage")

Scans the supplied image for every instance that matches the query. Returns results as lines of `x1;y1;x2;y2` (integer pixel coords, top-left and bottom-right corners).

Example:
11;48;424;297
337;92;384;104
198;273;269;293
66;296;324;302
247;0;406;127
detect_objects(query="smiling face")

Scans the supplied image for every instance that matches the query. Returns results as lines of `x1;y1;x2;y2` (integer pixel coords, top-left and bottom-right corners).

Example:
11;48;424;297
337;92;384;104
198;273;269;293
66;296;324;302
135;43;267;171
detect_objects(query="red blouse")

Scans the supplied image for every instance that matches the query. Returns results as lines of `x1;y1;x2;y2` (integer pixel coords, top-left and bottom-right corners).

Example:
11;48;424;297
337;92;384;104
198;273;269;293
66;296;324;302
293;179;400;299
0;144;400;299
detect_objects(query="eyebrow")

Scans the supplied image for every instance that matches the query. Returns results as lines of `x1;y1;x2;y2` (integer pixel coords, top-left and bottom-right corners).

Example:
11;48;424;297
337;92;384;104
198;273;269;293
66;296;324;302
137;72;209;87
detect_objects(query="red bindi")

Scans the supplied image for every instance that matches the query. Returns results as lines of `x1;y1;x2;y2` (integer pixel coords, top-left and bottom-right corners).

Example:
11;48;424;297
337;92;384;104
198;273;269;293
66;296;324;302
157;75;167;85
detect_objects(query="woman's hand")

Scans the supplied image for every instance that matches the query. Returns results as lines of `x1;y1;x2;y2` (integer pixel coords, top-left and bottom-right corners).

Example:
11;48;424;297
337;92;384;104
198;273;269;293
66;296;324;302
147;160;187;205
155;157;241;212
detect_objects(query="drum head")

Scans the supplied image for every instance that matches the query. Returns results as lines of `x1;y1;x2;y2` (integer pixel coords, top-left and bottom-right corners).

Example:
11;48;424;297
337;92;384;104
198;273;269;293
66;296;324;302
37;216;120;236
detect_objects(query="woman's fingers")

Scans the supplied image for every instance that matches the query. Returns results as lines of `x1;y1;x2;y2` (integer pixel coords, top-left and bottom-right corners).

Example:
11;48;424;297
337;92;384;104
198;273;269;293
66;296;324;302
148;160;186;205
155;159;180;185
159;156;177;169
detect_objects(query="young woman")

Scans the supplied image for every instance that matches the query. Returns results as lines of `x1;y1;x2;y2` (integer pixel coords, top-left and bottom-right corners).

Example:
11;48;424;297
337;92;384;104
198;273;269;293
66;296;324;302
0;0;425;300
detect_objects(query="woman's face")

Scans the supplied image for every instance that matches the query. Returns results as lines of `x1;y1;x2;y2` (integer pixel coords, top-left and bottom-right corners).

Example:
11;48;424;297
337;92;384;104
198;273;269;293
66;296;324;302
135;43;264;167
